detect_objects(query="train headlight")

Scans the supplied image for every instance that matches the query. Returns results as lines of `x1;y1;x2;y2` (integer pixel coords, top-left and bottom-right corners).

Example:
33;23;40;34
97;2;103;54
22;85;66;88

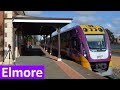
98;28;103;32
83;28;88;32
83;50;87;58
94;28;97;31
84;53;87;57
89;28;93;31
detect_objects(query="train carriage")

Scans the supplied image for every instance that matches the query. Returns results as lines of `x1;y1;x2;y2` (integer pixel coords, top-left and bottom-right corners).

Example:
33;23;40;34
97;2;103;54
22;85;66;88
44;25;112;76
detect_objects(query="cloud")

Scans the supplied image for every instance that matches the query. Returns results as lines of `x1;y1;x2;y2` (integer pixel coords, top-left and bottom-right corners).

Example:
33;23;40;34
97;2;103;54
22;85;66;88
73;16;103;24
110;18;120;37
111;28;120;37
74;11;96;15
106;23;112;28
104;23;120;37
112;18;120;26
73;11;104;25
104;23;113;30
25;11;43;16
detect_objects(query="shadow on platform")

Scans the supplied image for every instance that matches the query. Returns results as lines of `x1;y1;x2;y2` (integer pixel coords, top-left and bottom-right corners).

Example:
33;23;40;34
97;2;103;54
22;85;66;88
21;47;45;56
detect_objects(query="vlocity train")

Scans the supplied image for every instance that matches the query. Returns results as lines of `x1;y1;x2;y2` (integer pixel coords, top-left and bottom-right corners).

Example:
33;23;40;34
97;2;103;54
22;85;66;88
43;25;113;76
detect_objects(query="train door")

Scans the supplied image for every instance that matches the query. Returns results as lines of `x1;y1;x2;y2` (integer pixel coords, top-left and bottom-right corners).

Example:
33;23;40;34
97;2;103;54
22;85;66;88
70;37;80;61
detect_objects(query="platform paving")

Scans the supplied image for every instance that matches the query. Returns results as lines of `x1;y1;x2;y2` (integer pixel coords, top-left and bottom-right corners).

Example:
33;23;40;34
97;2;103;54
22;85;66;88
16;56;70;79
7;45;107;79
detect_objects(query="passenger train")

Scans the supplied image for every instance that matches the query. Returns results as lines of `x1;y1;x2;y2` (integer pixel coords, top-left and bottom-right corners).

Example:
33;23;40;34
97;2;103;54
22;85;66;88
42;25;112;76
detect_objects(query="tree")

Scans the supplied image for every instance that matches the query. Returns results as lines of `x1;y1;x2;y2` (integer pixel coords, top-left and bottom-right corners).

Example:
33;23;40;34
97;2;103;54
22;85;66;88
26;35;33;41
105;28;115;43
24;35;33;45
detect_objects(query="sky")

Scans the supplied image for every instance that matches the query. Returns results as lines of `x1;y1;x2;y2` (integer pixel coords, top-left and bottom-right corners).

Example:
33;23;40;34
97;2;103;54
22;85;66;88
25;11;120;38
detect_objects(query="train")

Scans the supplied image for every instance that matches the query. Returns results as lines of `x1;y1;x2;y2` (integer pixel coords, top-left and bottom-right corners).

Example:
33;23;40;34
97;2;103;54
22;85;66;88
41;25;112;76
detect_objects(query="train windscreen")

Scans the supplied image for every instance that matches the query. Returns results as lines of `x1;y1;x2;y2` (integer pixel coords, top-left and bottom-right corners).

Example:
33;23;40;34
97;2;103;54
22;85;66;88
86;35;107;51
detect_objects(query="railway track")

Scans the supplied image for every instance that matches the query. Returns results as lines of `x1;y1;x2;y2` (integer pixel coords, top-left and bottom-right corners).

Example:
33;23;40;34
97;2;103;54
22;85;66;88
104;76;113;79
105;74;120;79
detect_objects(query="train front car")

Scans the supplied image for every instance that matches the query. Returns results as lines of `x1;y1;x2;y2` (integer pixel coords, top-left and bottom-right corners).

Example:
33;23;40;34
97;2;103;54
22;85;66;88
78;25;112;76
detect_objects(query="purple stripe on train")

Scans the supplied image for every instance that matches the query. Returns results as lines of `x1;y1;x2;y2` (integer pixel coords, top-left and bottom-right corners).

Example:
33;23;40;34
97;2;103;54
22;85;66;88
76;26;110;62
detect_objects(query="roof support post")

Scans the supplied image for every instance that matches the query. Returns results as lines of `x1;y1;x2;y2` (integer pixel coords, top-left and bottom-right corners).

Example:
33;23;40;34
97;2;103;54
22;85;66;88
12;28;15;61
50;34;52;55
56;28;62;61
43;35;45;50
14;29;19;58
45;35;48;52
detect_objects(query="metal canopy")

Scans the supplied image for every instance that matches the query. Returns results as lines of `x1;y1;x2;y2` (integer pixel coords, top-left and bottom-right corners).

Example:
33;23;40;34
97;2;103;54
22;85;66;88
13;15;73;35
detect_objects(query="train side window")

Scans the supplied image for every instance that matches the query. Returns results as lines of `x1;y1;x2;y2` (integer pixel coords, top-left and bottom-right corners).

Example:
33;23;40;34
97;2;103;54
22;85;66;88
71;37;80;51
71;37;75;48
74;40;77;46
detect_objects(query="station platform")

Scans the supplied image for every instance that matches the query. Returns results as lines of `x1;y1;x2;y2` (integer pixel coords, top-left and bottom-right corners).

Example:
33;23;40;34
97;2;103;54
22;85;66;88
15;45;107;79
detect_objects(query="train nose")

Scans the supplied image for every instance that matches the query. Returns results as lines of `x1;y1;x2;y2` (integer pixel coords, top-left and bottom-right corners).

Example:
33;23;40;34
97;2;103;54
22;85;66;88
91;63;108;72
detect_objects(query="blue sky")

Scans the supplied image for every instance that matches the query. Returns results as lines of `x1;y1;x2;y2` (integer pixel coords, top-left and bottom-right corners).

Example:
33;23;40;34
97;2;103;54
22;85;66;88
25;11;120;37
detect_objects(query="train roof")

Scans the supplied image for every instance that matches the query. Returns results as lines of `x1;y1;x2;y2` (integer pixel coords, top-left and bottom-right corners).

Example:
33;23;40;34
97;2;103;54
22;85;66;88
80;25;105;34
52;24;105;37
52;25;78;37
